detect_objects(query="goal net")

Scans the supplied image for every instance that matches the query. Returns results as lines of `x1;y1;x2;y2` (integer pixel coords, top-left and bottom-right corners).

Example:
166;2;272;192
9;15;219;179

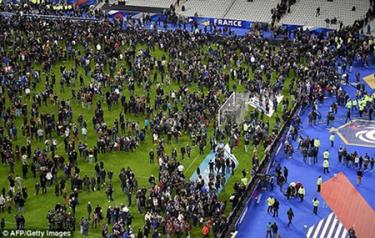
217;92;250;128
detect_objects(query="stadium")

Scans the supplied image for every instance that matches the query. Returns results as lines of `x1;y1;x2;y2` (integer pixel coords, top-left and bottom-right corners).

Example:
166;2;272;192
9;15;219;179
0;0;374;238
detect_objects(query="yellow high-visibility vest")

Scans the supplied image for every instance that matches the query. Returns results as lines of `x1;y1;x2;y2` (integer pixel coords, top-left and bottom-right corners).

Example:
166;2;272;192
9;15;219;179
241;177;248;186
267;197;275;206
346;101;352;109
243;123;249;132
314;139;320;148
365;95;370;103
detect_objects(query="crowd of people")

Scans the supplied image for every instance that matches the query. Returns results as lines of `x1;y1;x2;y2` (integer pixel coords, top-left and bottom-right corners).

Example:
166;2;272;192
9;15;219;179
271;0;296;25
0;1;103;17
0;0;374;237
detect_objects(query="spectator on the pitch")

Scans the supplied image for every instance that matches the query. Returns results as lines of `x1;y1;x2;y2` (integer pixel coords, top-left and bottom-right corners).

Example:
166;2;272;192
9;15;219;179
298;185;305;202
357;169;363;184
267;196;275;214
266;222;273;238
287;208;294;227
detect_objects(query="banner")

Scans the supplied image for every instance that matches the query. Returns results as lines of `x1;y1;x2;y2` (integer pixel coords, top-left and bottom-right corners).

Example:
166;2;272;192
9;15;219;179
190;17;252;29
108;10;138;19
212;18;247;28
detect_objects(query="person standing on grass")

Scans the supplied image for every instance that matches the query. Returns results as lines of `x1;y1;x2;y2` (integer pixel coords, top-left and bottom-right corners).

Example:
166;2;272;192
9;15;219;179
127;190;132;207
35;182;40;196
87;202;92;220
0;218;4;231
106;184;113;202
0;194;5;213
244;131;250;152
82;126;88;140
287;208;294;227
186;145;191;159
313;197;319;215
202;222;210;238
149;149;154;164
102;224;109;238
180;146;186;160
316;176;323;192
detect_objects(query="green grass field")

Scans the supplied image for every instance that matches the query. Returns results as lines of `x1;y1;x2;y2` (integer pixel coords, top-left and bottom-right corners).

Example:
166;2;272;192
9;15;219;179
0;41;295;237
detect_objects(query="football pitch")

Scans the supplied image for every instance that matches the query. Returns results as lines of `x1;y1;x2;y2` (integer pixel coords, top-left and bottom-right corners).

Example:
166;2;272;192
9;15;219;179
0;42;295;237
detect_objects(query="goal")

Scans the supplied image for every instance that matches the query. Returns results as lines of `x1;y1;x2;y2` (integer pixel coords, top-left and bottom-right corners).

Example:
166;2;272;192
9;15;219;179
217;92;250;128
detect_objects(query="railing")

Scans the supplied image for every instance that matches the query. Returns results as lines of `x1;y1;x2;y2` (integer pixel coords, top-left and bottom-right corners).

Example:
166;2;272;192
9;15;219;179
222;0;237;19
0;11;101;22
221;101;301;238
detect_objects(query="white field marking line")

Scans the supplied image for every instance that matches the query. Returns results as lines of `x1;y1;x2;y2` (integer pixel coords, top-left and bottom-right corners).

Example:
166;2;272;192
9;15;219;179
276;143;282;156
185;155;200;174
79;168;150;180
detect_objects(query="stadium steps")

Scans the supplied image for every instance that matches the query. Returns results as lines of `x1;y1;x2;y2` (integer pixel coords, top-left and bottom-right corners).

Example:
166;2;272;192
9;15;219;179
224;0;276;22
280;0;370;29
125;0;177;8
362;19;375;36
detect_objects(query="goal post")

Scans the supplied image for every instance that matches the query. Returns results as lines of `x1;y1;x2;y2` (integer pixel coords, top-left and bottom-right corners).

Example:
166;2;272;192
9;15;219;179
217;92;250;128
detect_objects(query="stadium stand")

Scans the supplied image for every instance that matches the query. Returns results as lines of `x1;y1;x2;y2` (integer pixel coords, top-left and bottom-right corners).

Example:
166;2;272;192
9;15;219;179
177;0;233;18
0;1;374;238
280;0;371;29
368;20;375;35
224;0;275;23
126;0;371;29
124;0;177;8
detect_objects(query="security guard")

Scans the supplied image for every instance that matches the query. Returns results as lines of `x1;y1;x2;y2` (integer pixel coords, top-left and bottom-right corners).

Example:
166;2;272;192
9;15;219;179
316;176;323;192
323;149;329;160
314;138;320;149
241;176;248;186
323;159;329;174
298;186;305;202
267;196;275;214
346;100;353;110
313;197;320;215
329;133;335;147
313;138;321;164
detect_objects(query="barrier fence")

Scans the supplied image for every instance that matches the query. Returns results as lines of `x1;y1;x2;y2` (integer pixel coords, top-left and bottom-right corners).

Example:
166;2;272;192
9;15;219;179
221;102;301;238
0;8;371;237
0;11;101;21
